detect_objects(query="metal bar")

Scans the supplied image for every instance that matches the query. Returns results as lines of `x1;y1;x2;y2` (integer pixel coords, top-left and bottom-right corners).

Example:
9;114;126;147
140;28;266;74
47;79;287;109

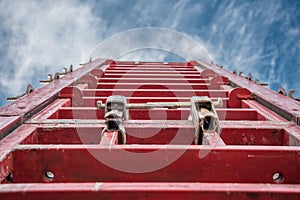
97;83;210;90
97;99;223;109
82;89;228;98
0;116;22;140
11;145;300;183
30;99;71;121
20;123;195;145
83;97;229;107
24;121;297;146
23;119;287;126
57;107;259;121
104;70;200;74
103;74;202;79
98;78;210;83
107;67;197;71
241;100;287;122
0;182;299;199
108;65;194;69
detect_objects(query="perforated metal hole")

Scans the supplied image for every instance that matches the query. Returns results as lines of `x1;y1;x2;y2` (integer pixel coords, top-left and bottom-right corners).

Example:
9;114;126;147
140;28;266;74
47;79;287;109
44;171;55;182
272;172;283;183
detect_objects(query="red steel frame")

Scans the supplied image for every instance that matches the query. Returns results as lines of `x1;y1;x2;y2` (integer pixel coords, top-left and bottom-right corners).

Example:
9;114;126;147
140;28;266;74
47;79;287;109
0;59;299;199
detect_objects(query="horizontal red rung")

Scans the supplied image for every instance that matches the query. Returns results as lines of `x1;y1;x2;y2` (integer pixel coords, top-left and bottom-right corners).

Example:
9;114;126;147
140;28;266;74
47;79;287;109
97;83;210;90
82;97;229;107
25;120;296;146
110;61;190;68
82;89;228;98
21;125;195;145
21;124;291;146
106;67;197;71
57;108;260;120
1;182;299;199
11;145;300;183
98;78;210;83
108;65;194;69
110;61;189;65
103;74;202;79
104;70;200;74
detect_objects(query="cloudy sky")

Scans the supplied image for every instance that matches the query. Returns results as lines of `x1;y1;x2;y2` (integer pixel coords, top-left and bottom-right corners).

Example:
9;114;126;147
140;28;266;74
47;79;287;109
0;0;299;106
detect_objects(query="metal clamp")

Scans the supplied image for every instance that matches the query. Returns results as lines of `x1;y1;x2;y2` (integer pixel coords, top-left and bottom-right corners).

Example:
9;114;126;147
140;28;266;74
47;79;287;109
97;95;221;145
40;74;53;84
7;84;35;101
101;96;127;144
190;96;220;145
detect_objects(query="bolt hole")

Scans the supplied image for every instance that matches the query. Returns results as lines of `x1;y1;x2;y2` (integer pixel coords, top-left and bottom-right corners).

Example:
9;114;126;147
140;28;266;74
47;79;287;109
44;171;54;182
272;172;283;183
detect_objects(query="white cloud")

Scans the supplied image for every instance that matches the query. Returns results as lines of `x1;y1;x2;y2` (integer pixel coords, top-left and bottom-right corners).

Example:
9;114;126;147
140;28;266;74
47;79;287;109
204;1;299;94
0;0;103;98
88;27;212;63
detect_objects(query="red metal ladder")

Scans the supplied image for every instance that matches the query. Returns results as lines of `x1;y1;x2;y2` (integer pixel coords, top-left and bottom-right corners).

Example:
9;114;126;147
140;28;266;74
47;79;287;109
0;59;299;199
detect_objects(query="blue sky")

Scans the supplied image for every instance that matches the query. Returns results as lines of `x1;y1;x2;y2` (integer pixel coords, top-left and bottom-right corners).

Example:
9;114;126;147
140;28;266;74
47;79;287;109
0;0;299;106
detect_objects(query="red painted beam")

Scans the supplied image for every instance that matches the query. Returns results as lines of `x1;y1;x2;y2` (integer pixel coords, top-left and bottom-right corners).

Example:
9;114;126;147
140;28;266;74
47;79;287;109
82;97;229;106
11;145;300;183
104;70;200;74
241;100;287;121
19;120;298;146
0;116;21;139
107;67;197;71
97;83;210;90
103;74;202;79
57;108;260;121
82;89;228;98
23;126;195;145
98;78;210;83
30;99;71;121
19;120;299;145
0;182;299;200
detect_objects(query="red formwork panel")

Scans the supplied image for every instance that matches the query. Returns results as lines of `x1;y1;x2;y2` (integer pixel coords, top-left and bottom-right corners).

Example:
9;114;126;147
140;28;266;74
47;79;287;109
0;59;300;199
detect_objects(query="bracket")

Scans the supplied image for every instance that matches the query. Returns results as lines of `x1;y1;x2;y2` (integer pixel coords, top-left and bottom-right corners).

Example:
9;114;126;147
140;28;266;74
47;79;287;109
6;84;35;101
101;96;127;144
97;95;221;145
190;96;220;145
